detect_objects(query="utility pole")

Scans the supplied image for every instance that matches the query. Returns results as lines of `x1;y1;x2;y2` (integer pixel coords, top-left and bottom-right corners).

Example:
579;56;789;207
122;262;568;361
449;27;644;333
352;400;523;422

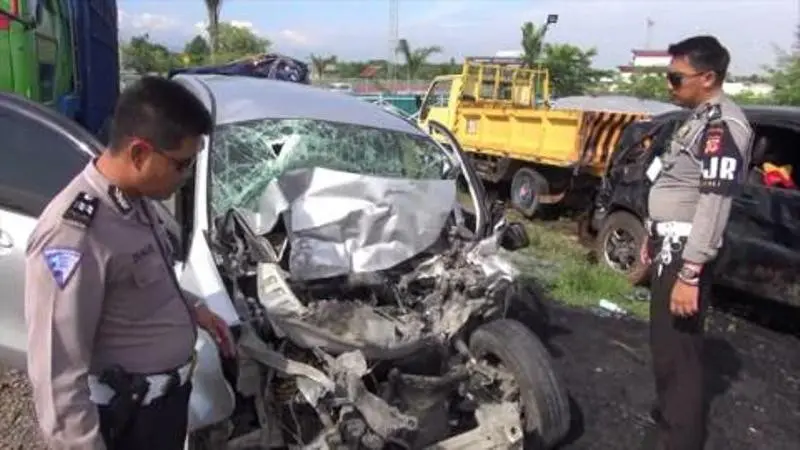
388;0;399;86
645;17;654;49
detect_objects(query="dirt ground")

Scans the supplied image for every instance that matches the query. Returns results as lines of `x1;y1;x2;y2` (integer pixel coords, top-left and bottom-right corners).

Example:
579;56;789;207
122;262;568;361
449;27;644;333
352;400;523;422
544;293;800;450
2;295;798;450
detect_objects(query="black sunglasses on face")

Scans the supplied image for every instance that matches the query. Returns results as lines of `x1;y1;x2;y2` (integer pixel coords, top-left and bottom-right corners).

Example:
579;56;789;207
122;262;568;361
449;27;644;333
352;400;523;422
666;71;706;88
158;151;196;172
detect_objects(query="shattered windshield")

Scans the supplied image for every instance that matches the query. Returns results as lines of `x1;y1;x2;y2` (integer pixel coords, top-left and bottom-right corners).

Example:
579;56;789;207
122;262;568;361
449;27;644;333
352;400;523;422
209;118;454;217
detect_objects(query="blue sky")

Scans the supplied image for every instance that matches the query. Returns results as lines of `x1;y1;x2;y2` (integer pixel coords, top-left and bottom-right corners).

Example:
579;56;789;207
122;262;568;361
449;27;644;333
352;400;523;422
118;0;799;74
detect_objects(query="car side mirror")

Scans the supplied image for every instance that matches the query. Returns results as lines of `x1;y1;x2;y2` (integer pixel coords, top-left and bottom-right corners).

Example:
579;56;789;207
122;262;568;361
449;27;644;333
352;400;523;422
500;221;529;251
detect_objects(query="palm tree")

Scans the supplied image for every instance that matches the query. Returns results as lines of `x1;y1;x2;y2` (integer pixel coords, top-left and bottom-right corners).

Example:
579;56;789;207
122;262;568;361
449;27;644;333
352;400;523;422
309;54;337;81
395;38;442;80
204;0;223;61
521;22;548;68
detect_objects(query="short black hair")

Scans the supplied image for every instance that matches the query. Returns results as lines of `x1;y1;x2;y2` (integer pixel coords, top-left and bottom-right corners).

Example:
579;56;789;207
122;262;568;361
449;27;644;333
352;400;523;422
667;35;730;84
108;76;213;153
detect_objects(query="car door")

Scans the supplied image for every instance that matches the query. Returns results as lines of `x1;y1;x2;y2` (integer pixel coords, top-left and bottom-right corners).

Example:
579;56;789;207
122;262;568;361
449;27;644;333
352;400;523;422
0;95;97;368
715;125;800;305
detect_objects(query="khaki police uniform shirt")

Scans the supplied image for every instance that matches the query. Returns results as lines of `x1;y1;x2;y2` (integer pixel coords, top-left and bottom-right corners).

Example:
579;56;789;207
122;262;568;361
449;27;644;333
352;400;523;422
648;93;753;264
24;160;197;449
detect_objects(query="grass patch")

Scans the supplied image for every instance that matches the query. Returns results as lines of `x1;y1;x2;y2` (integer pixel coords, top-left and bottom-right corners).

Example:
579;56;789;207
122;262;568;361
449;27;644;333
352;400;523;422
506;212;650;320
457;188;648;318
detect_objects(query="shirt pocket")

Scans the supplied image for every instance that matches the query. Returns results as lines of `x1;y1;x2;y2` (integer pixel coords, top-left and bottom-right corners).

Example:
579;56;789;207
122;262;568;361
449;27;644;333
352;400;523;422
133;255;170;288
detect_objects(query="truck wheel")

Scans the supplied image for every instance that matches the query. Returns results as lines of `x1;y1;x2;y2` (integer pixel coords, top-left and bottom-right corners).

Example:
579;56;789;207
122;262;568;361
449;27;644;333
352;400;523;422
469;319;570;448
510;167;548;218
595;211;649;285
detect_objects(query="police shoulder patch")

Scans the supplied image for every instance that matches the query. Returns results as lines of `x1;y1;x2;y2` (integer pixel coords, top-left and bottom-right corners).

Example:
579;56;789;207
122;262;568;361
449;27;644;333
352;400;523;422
703;125;724;155
63;192;99;228
699;122;744;196
706;104;722;121
108;185;132;214
43;247;82;289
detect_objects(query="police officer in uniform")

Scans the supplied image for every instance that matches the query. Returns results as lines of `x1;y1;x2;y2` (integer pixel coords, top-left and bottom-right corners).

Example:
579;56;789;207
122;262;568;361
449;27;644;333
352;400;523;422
640;36;752;450
24;77;236;450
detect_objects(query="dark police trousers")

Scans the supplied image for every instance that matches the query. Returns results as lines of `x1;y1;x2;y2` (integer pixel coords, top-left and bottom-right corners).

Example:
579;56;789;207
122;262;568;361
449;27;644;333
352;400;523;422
98;382;192;450
648;237;714;450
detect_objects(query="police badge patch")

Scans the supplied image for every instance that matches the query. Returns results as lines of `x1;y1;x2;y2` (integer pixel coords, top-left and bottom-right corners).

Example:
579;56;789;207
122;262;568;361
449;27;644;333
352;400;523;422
703;127;723;155
62;192;98;227
108;185;133;214
699;123;743;196
43;248;82;289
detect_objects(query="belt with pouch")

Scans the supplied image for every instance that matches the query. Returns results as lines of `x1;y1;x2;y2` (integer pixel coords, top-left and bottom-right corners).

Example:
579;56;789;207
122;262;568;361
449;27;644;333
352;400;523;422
644;218;693;238
645;218;693;274
89;350;197;407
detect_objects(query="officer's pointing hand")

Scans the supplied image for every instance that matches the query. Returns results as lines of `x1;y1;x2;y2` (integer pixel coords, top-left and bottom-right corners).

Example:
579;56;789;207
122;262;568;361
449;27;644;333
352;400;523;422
194;304;237;358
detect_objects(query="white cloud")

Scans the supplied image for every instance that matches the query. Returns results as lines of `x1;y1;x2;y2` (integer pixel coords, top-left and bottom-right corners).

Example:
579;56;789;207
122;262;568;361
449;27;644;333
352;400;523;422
277;29;312;46
118;10;179;32
194;19;263;36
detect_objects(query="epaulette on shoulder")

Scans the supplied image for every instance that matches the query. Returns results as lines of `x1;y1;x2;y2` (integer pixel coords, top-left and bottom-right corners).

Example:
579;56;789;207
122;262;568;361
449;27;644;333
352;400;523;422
706;104;723;122
62;191;99;228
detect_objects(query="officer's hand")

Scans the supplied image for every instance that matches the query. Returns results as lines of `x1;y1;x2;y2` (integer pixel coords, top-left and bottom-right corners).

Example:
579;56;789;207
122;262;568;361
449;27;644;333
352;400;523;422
669;279;699;317
194;304;237;358
640;236;651;266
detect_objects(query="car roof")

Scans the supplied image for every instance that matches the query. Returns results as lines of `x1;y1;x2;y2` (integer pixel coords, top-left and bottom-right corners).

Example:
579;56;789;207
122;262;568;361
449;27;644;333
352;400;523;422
651;104;800;125
173;74;426;135
0;92;102;156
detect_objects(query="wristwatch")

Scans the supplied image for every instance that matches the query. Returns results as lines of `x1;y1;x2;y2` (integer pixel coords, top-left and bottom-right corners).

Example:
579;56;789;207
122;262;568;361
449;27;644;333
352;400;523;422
678;264;702;285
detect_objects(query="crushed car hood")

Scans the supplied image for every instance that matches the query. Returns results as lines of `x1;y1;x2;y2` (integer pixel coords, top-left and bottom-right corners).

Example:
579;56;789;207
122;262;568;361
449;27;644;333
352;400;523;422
250;167;458;281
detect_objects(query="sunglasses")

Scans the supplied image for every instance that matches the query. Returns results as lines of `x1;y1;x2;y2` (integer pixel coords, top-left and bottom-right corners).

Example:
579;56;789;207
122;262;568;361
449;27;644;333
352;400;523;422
158;151;196;172
666;71;706;88
133;139;197;172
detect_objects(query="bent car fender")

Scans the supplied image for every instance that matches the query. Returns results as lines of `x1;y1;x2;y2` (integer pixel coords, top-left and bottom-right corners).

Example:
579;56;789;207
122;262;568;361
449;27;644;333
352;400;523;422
187;328;236;432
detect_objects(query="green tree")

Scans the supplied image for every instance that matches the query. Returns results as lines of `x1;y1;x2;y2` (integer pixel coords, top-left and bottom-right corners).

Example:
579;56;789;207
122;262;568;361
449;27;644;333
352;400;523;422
765;24;800;106
121;34;175;74
729;90;772;105
613;73;670;101
214;22;271;62
310;54;337;80
767;56;800;105
520;21;548;68
395;38;442;79
204;0;223;61
183;35;211;66
540;43;609;97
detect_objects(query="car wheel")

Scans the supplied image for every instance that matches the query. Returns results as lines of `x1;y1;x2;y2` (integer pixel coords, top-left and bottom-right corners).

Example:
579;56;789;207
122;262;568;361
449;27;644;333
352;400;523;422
469;319;570;448
596;210;649;285
510;167;549;218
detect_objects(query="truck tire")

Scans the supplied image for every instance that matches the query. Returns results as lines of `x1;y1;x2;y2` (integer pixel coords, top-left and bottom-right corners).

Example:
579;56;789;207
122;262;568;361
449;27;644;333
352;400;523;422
595;210;649;285
510;167;549;218
469;319;570;448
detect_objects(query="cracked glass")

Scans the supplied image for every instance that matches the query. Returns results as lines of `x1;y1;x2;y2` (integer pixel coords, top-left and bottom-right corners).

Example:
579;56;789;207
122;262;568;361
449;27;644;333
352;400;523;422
209;118;454;217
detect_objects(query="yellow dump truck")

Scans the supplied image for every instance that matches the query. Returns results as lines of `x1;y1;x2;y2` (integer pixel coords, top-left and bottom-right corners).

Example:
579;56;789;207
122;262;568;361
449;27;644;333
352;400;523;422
417;57;651;217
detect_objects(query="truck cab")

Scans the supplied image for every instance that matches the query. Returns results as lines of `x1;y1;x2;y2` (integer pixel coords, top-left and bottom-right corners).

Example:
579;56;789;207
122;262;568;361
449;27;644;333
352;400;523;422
1;0;73;108
417;74;460;131
0;0;118;136
416;57;649;219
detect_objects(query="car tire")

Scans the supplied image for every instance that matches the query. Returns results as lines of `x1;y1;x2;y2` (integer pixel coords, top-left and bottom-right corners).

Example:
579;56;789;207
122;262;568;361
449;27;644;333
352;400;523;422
595;210;649;285
469;319;570;448
510;167;549;218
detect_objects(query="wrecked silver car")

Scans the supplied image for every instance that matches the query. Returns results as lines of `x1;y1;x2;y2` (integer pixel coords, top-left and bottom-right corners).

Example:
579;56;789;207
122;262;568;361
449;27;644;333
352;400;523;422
167;75;571;449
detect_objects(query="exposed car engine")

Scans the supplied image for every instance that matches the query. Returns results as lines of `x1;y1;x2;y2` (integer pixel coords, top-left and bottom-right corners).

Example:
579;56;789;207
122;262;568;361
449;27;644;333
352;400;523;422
192;204;568;450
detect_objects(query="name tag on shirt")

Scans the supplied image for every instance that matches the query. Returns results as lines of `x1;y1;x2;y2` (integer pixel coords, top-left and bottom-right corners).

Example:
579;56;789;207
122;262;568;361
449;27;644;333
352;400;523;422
646;156;663;182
